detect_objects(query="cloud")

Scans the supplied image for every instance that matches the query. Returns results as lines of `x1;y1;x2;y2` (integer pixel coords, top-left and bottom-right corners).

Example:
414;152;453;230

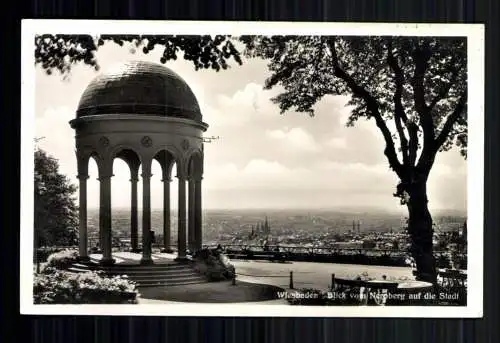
202;82;279;130
243;159;290;174
204;157;398;194
36;106;76;178
326;137;347;149
266;127;321;152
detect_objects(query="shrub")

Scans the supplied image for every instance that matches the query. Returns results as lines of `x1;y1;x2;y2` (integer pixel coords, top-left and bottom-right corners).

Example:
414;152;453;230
33;269;139;304
206;264;227;282
218;254;236;278
35;247;70;262
193;250;236;282
193;248;211;260
45;249;79;270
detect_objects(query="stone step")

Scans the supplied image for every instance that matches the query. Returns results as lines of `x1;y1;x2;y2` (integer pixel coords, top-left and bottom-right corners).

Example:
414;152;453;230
115;271;201;279
68;267;200;277
83;263;191;271
105;269;197;275
138;279;206;287
133;277;208;287
68;262;208;287
131;275;205;283
73;263;197;271
80;268;189;274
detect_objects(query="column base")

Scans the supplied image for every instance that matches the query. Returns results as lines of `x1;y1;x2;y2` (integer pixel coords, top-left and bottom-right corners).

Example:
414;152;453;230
130;248;142;253
161;248;174;253
140;258;154;265
99;258;115;266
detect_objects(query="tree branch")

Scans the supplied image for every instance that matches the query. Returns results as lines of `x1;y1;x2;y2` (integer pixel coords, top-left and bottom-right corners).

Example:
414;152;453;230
408;122;419;166
394;115;409;165
387;41;410;166
411;47;434;137
412;46;437;172
434;91;467;150
264;61;303;89
427;61;460;111
327;38;403;177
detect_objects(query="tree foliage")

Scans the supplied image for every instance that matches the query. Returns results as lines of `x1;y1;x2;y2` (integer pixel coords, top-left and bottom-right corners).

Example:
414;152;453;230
240;35;467;282
34;34;243;75
34;148;78;247
241;36;467;175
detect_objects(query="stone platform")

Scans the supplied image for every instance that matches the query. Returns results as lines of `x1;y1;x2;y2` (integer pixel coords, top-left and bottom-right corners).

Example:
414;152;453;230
88;251;183;265
70;252;207;287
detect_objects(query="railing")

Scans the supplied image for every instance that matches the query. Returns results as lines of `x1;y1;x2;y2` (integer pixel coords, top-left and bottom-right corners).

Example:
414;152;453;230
201;243;463;268
203;243;412;256
82;239;465;268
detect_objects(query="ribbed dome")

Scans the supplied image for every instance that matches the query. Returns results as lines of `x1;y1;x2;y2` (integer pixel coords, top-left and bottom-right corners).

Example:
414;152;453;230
76;61;202;121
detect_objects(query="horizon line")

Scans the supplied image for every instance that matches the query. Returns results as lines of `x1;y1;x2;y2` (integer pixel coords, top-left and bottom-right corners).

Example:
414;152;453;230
86;207;467;213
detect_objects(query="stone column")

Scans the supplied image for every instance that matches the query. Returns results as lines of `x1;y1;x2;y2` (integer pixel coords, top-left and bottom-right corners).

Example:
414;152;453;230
130;175;139;252
176;176;187;260
194;177;203;251
188;178;196;252
141;169;153;264
161;177;172;253
77;174;89;261
99;174;114;265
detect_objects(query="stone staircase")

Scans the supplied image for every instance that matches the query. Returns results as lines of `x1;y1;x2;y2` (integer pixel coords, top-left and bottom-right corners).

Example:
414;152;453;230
68;261;208;287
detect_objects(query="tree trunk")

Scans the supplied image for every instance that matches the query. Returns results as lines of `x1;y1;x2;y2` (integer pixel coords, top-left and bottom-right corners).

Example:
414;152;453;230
406;180;437;284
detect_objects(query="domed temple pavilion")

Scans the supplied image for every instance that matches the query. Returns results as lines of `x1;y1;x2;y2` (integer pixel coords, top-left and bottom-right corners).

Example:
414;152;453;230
70;61;208;265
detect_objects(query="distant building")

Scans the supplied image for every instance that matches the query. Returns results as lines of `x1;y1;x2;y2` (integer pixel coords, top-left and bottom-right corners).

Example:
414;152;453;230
250;216;271;240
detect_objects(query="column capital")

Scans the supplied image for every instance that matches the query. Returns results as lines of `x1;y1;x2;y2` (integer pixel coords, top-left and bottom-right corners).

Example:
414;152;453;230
161;177;172;182
97;174;114;181
130;177;139;182
141;173;153;179
176;175;188;182
77;174;89;180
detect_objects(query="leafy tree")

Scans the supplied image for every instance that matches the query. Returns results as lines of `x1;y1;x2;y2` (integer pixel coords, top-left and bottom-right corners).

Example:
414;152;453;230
35;148;78;248
34;34;242;75
35;34;467;283
241;36;467;283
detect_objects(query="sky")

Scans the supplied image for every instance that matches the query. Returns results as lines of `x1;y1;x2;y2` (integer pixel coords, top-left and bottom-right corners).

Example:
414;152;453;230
34;40;467;212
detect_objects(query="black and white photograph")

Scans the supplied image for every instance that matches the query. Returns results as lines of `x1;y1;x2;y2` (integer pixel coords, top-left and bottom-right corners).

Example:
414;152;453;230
21;20;484;317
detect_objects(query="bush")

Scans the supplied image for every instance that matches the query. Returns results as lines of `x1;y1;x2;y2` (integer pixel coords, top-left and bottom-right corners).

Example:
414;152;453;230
193;249;235;282
35;246;76;263
45;249;79;270
206;264;227;282
33;269;139;304
218;254;236;278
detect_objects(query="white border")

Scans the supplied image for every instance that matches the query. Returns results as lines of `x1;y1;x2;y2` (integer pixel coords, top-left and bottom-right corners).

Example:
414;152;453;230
20;20;485;318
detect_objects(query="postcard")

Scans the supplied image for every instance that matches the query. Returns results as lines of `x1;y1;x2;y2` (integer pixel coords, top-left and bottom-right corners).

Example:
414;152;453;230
21;20;484;317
